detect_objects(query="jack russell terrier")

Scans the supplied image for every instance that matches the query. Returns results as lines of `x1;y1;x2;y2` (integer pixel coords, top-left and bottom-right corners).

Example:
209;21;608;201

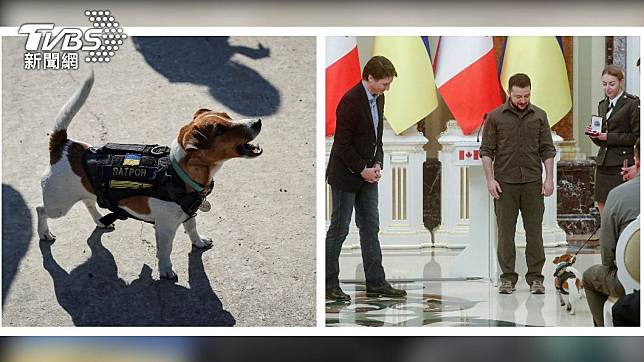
37;71;262;280
552;253;585;315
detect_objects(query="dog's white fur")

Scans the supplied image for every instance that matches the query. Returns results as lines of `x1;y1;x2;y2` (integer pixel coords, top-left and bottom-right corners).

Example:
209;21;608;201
37;71;261;280
556;265;585;315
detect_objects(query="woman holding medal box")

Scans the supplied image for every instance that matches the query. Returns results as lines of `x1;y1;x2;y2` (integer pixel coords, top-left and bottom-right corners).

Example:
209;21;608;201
586;64;640;215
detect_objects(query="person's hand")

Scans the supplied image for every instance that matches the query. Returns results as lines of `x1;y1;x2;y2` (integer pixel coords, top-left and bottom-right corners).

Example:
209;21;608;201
587;129;607;141
542;178;554;197
585;125;606;140
361;167;379;183
487;179;502;199
373;163;382;181
621;164;638;181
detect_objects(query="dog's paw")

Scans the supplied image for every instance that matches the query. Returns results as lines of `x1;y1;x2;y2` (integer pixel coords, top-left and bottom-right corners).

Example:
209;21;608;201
159;269;178;282
192;237;213;249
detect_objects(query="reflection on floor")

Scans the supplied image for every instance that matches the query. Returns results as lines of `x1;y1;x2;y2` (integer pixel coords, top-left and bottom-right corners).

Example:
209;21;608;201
327;246;600;327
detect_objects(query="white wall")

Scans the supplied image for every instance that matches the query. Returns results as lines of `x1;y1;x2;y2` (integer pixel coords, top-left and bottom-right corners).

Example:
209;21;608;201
626;36;640;95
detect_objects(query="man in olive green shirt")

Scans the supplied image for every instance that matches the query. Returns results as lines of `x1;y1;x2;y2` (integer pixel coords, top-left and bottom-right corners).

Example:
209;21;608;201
480;73;557;295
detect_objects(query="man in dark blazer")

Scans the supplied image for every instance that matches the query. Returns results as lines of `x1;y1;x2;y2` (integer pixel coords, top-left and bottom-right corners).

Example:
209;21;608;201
326;55;406;301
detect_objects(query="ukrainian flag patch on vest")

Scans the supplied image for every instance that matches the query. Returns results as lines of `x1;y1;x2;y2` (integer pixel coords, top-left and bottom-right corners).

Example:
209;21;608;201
123;153;142;166
99;150;159;182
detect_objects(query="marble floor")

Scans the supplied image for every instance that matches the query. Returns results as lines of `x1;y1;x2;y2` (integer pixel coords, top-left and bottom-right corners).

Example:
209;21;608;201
327;246;601;327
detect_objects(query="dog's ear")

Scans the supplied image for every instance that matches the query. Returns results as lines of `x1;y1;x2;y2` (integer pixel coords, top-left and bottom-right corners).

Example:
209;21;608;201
183;123;214;151
193;108;212;120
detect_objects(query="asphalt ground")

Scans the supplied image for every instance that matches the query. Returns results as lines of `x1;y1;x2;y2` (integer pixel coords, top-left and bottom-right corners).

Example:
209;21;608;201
1;36;316;326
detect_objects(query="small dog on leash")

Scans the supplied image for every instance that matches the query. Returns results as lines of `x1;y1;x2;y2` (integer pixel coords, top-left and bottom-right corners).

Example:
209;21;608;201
552;253;585;315
37;71;262;280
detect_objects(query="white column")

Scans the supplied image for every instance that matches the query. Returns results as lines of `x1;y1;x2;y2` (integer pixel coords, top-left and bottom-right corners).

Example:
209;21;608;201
325;122;432;251
434;121;475;248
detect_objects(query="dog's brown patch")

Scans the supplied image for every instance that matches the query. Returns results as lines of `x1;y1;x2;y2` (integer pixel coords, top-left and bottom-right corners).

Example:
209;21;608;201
575;279;582;289
178;110;235;152
562;280;569;291
177;153;215;192
553;253;575;265
49;130;68;165
176;109;259;190
68;141;94;194
118;196;151;215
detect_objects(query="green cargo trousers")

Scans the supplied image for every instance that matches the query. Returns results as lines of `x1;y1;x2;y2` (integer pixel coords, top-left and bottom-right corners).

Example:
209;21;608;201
582;264;626;326
494;180;545;286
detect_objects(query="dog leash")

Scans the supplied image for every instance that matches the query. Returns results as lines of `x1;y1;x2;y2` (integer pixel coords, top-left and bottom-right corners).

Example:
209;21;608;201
572;223;602;260
554;223;600;282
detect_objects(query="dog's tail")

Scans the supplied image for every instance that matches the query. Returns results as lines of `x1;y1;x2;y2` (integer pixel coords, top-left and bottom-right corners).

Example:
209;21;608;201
49;70;94;159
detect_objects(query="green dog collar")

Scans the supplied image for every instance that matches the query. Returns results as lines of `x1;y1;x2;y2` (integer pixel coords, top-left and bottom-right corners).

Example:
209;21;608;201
170;148;206;193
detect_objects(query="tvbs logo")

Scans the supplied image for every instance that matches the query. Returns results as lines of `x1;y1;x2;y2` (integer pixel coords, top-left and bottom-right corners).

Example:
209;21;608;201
19;10;126;69
19;24;102;51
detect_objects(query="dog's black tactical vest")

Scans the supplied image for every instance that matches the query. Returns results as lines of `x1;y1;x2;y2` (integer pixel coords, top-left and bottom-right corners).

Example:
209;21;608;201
553;262;576;295
82;143;213;225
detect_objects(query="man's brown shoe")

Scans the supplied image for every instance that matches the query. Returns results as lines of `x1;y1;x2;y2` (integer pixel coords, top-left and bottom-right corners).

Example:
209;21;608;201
326;286;350;301
366;283;407;298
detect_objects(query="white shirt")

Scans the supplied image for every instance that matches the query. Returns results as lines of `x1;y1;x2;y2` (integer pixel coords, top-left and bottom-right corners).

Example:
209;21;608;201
606;90;624;120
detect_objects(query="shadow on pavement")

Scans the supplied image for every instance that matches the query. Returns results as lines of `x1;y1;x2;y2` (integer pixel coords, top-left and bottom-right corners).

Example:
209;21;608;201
39;228;235;326
2;184;32;305
132;36;280;117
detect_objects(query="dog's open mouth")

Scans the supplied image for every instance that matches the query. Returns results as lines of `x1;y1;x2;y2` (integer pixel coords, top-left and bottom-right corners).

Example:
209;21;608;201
238;142;263;157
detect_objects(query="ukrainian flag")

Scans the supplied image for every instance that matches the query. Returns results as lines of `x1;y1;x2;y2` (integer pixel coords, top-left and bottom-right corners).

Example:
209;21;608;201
500;36;572;127
123;153;142;166
372;36;438;135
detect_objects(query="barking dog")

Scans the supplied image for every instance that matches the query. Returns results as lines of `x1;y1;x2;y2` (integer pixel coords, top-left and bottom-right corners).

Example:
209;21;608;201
37;71;262;280
552;253;585;315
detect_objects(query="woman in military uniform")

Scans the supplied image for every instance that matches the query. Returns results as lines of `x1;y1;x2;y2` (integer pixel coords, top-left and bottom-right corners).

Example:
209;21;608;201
586;64;640;215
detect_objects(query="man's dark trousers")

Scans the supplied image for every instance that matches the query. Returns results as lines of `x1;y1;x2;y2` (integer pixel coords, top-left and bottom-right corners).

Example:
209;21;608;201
494;180;545;286
326;182;386;289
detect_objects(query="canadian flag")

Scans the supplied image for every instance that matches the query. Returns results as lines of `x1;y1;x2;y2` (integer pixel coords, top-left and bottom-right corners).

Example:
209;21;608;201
326;36;361;137
459;149;480;161
434;36;503;135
